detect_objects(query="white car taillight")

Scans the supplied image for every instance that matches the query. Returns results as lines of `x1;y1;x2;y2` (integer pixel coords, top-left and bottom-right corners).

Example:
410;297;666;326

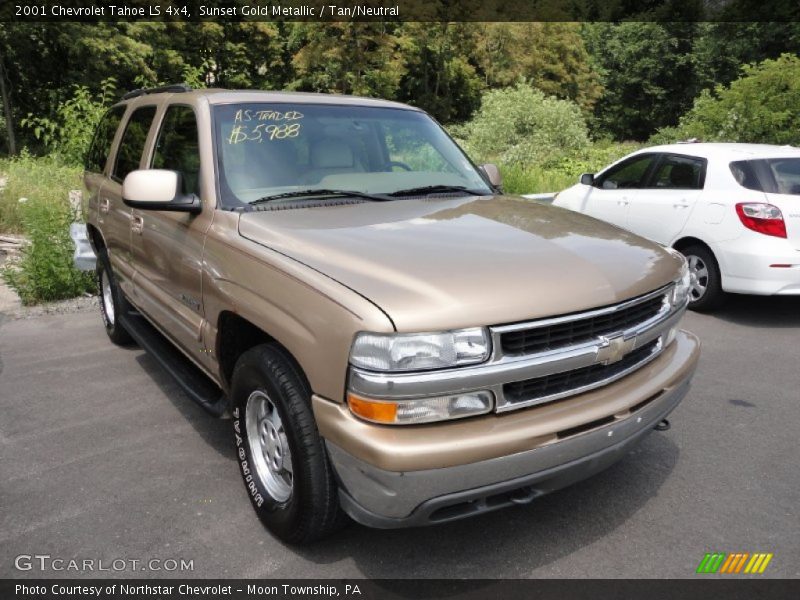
735;203;787;238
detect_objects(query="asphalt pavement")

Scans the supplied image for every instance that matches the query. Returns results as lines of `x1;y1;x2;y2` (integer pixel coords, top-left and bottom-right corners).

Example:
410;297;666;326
1;295;798;579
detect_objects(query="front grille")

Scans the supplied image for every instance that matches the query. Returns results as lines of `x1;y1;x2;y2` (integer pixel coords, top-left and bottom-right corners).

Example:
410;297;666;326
501;293;666;356
503;339;661;405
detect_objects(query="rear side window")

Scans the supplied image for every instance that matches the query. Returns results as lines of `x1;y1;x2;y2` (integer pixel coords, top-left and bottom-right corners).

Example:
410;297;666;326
85;106;125;173
596;154;655;190
731;158;800;195
112;105;157;182
151;105;201;196
648;155;706;190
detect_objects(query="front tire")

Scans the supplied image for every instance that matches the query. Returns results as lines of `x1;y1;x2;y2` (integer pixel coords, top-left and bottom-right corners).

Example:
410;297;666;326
680;244;725;312
231;344;345;543
96;249;135;345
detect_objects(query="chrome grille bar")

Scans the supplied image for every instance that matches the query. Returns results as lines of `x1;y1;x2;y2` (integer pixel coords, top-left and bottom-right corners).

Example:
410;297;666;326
348;285;684;412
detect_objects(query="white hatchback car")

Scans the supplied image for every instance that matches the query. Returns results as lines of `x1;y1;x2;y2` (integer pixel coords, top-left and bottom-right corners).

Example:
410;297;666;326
553;143;800;310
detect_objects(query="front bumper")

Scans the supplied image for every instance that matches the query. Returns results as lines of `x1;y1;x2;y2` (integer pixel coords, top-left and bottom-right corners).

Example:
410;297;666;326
314;330;699;528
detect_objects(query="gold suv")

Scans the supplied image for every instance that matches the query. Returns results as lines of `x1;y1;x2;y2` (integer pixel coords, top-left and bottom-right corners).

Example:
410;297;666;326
84;85;700;543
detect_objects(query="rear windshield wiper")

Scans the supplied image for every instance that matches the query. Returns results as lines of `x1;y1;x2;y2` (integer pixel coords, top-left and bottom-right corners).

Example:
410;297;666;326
250;188;391;205
387;185;491;197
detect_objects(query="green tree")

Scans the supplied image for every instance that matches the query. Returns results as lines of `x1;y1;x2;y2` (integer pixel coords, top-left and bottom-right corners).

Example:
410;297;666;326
21;78;117;166
395;22;483;123
473;23;603;112
289;23;405;98
691;22;800;91
652;54;800;145
0;23;156;153
152;21;286;89
584;22;698;140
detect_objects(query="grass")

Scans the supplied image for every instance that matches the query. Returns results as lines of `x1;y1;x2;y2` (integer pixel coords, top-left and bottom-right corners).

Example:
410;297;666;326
501;164;580;195
497;140;643;196
0;153;93;305
0;153;82;233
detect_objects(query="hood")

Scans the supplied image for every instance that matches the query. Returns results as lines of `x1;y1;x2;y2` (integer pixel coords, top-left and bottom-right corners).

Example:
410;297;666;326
238;196;683;331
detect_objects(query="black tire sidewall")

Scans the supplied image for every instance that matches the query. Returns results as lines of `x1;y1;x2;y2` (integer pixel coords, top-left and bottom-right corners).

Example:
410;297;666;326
232;363;302;531
231;345;338;542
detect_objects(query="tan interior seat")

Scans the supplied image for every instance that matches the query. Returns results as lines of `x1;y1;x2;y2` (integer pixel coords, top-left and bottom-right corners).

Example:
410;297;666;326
302;138;365;184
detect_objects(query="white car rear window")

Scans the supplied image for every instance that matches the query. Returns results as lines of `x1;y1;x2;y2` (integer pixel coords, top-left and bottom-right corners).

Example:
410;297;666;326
731;158;800;195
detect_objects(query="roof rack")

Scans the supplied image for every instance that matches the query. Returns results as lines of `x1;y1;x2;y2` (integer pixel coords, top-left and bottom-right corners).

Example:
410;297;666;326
121;84;193;100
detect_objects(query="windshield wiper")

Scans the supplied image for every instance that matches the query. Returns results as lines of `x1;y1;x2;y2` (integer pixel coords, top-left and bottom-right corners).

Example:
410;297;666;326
250;188;391;205
387;185;492;197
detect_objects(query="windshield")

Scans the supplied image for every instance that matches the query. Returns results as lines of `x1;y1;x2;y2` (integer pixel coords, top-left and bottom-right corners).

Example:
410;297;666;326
213;102;492;206
730;158;800;195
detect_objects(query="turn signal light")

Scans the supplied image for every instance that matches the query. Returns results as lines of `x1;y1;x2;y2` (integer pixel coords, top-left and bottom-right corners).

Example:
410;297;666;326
347;394;398;424
347;390;493;425
735;203;787;238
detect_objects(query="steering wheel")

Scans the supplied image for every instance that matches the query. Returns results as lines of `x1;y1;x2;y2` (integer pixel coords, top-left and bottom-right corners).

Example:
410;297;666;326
387;160;412;172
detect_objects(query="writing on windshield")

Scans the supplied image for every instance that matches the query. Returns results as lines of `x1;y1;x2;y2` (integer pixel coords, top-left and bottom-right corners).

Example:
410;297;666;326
227;109;304;144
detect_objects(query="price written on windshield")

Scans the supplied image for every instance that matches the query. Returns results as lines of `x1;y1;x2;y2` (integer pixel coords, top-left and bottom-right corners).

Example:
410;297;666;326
227;109;304;144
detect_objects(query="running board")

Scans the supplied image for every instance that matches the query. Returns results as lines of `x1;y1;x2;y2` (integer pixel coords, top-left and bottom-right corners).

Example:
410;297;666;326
119;311;228;417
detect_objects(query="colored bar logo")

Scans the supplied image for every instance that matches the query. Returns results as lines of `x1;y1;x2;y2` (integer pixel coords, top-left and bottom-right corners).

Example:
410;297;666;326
696;552;773;574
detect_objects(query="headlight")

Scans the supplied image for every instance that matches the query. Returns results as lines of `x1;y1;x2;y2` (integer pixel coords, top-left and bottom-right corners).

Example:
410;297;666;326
349;328;491;372
671;259;691;309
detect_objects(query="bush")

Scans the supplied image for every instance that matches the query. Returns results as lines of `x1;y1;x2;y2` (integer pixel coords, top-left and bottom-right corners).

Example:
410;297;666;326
500;141;642;195
0;152;83;233
21;77;117;167
452;83;590;165
1;196;96;305
651;54;800;145
501;164;578;196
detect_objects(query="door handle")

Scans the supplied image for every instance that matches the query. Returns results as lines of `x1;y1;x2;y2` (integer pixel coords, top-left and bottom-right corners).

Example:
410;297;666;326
617;199;629;206
99;198;110;214
673;203;690;209
131;215;144;235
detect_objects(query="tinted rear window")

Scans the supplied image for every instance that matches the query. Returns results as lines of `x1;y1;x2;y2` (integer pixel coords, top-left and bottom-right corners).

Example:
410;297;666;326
85;106;125;173
730;158;800;195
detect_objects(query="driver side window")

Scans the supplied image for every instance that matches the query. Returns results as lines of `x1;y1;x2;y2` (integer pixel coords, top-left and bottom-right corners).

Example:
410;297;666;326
597;155;655;190
383;124;455;173
151;105;200;196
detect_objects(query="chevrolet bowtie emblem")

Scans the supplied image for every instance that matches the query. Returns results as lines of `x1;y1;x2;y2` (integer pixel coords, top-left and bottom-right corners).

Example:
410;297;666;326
596;334;636;364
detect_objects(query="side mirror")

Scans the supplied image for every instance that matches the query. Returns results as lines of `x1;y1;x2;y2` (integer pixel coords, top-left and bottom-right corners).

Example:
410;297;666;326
122;170;200;213
479;163;502;188
580;173;595;186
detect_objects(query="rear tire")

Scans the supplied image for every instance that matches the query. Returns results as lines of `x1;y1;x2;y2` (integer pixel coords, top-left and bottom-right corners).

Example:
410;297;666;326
231;344;346;544
679;244;725;312
96;249;135;345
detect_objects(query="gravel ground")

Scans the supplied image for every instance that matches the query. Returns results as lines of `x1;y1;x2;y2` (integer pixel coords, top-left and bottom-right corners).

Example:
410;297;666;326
1;293;98;319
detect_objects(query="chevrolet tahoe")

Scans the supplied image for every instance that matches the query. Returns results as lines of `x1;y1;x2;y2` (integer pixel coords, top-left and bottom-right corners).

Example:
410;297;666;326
83;85;700;543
